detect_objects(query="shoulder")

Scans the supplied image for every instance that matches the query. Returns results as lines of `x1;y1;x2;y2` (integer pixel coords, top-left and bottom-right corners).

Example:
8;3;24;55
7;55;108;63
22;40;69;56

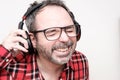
69;51;89;79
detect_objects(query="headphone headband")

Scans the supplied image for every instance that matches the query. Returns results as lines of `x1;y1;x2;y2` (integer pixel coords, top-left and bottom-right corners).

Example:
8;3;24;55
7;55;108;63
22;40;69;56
18;3;43;30
23;3;43;20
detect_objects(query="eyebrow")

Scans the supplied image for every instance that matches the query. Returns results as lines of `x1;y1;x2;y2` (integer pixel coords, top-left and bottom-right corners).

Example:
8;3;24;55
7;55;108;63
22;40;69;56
30;24;74;33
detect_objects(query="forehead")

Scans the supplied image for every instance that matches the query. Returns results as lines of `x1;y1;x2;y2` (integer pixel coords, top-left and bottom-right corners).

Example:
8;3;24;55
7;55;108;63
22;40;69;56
34;5;73;30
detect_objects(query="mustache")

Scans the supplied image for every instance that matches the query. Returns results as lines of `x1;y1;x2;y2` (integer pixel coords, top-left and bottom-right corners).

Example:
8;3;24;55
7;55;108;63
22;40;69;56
52;41;73;51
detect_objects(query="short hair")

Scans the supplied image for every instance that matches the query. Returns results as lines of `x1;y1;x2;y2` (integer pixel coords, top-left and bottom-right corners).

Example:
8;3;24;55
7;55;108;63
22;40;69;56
25;0;74;32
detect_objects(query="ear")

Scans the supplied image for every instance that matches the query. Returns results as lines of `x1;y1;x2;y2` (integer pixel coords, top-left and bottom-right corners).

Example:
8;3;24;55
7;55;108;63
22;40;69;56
29;33;37;48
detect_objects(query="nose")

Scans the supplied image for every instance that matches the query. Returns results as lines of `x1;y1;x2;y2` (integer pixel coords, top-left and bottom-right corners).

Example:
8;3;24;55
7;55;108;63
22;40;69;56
58;30;69;42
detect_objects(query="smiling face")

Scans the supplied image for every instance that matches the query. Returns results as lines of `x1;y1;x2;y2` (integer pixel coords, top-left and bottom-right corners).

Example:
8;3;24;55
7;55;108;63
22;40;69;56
33;5;77;65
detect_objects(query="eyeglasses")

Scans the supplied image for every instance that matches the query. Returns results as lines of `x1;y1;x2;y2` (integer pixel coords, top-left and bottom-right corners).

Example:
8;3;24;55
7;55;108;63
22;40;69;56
31;24;79;41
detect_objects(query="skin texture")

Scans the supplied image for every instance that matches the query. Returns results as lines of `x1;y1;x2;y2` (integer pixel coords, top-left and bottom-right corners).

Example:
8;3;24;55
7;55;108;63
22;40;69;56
31;5;77;80
32;5;77;65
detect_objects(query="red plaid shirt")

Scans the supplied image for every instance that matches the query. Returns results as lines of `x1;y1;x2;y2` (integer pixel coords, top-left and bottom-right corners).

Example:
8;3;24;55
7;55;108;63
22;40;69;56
0;45;89;80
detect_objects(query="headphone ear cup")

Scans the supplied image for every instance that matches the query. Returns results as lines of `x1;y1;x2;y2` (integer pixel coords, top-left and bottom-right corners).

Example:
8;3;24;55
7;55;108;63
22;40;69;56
76;24;81;41
74;21;81;41
25;31;34;54
77;32;81;41
69;12;81;41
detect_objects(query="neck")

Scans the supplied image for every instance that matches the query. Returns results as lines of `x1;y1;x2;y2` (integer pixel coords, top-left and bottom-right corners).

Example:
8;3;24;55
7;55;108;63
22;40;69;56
37;55;64;79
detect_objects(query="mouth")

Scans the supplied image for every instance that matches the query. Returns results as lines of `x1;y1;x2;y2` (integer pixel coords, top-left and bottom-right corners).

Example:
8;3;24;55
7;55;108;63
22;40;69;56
53;46;72;57
52;41;73;57
56;47;69;52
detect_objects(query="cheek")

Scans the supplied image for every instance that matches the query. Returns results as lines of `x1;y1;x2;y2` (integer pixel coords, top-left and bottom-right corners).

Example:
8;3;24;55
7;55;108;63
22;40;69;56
36;37;54;51
71;38;77;50
35;34;47;46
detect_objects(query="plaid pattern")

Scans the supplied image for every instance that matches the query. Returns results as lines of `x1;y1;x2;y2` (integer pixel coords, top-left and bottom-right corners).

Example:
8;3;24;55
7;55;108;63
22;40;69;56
0;45;89;80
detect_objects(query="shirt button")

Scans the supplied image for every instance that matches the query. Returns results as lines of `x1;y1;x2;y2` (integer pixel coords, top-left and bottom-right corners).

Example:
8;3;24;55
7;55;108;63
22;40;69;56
5;59;9;62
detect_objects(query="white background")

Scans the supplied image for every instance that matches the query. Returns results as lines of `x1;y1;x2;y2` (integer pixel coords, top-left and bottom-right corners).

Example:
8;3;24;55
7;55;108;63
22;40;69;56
0;0;120;80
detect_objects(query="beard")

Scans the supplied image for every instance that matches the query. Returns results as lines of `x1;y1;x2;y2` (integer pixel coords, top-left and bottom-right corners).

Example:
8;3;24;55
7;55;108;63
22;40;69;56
36;40;76;65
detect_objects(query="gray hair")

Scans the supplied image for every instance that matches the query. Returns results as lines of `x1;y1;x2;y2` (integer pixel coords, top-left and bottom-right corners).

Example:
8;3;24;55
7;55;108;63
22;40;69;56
25;0;74;32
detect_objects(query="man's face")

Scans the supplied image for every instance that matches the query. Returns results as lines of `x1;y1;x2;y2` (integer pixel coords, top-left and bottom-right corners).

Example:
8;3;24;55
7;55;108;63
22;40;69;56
34;5;77;65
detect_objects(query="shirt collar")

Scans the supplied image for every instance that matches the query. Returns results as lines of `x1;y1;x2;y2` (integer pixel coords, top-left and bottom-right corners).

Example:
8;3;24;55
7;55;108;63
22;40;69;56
63;51;76;71
63;59;75;72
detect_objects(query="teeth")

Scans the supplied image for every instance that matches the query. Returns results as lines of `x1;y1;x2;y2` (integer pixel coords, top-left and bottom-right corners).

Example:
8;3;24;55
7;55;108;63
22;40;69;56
57;48;68;52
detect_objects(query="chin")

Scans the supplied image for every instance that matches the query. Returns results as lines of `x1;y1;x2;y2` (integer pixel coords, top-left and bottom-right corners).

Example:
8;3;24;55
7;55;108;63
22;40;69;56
51;56;71;65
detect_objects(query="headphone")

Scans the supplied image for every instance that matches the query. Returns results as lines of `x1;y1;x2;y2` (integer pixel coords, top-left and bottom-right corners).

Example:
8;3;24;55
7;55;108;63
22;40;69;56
18;3;81;54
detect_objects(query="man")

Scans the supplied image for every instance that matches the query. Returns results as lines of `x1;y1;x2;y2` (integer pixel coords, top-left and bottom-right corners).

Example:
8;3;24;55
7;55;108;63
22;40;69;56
0;0;89;80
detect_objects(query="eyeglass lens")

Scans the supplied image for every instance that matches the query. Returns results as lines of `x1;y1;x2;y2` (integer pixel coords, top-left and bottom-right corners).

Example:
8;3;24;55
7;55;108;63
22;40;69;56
44;25;77;40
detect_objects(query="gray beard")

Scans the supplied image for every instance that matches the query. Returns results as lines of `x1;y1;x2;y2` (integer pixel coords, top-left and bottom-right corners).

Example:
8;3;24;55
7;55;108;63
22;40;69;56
36;40;76;65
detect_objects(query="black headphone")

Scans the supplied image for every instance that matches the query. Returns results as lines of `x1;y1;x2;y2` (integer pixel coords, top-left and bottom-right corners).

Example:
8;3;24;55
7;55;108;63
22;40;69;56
18;3;81;54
